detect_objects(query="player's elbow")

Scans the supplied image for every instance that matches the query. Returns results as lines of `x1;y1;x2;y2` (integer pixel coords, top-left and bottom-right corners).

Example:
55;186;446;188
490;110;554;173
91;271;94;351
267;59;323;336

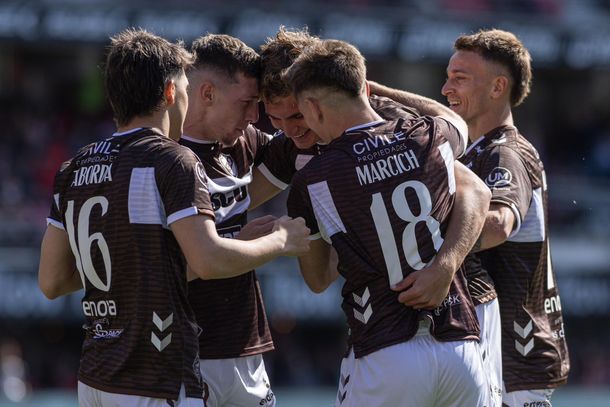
487;211;512;245
306;279;331;294
474;181;492;210
38;275;62;300
303;268;337;294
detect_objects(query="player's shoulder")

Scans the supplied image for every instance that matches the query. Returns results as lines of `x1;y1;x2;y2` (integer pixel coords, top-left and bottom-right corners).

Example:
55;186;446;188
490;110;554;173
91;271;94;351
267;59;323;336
482;126;527;156
369;94;420;120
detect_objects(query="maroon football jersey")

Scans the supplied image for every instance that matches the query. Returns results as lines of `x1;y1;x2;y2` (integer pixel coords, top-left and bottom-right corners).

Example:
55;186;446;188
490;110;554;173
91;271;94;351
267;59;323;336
461;125;570;391
257;95;422;189
288;117;480;358
47;128;213;399
180;125;274;359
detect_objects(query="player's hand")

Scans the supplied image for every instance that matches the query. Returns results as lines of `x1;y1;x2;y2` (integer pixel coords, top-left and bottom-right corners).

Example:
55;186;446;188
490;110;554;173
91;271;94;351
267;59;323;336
273;215;310;256
237;215;277;241
390;262;453;309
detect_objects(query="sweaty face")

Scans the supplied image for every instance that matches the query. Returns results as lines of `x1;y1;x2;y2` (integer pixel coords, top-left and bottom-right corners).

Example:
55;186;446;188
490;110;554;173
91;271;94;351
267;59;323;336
264;94;320;149
168;70;189;141
208;72;259;147
441;50;498;126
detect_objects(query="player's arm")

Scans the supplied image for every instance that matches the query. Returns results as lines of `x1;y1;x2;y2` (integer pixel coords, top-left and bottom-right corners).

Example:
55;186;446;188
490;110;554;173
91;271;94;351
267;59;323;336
248;167;283;210
38;225;83;299
172;214;310;280
392;162;491;308
471;203;516;252
368;80;468;144
296;238;339;293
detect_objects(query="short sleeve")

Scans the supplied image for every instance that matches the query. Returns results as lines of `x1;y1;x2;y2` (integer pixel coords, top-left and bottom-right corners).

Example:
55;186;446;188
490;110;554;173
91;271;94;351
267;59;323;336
46;190;65;230
245;125;273;166
158;147;215;225
46;160;73;230
479;145;532;224
287;172;321;239
256;132;299;190
433;117;467;159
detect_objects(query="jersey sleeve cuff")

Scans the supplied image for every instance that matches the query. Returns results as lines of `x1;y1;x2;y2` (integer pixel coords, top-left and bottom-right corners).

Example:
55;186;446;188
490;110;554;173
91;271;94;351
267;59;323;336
257;163;289;190
307;232;322;241
46;218;65;230
167;207;214;225
491;199;522;238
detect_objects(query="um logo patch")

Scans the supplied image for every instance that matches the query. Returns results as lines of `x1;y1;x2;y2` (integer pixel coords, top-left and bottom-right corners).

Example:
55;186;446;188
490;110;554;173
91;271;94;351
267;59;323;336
485;167;512;188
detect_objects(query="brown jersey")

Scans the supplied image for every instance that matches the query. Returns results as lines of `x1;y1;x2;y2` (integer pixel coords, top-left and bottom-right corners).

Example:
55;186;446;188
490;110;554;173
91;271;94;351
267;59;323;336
461;125;570;391
287;117;480;358
257;95;422;189
47;128;213;399
180;125;274;359
462;253;497;305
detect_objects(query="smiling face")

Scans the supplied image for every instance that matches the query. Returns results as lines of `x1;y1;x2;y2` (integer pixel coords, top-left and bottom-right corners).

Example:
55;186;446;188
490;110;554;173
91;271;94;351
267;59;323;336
441;50;501;126
264;94;321;149
207;71;260;147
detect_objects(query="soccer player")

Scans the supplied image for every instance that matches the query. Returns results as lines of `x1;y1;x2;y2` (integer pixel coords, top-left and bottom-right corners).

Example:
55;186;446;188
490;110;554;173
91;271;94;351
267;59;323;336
441;29;570;406
180;34;277;407
369;78;503;406
38;29;309;407
253;27;491;305
283;38;489;406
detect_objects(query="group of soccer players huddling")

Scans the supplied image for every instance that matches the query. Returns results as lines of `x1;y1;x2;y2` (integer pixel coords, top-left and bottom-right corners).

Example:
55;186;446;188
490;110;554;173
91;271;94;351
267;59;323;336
38;24;569;407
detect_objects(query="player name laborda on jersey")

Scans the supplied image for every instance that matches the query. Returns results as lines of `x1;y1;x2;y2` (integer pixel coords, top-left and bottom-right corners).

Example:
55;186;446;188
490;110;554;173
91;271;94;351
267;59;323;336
353;132;420;186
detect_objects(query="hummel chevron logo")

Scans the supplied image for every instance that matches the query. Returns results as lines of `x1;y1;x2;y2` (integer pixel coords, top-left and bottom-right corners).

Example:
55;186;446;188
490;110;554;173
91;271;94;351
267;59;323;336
153;312;173;331
341;373;350;387
151;332;172;352
354;304;373;324
352;287;370;307
151;312;173;352
337;389;347;404
514;320;532;338
337;373;350;404
515;338;534;356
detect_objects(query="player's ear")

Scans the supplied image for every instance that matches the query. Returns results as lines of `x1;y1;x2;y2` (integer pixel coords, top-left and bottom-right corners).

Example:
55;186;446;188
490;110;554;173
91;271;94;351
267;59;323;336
491;75;509;100
201;81;214;105
304;97;322;123
164;80;176;106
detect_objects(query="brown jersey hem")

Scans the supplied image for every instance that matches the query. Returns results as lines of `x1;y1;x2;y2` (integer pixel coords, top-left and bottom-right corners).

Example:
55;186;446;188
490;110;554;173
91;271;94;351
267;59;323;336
198;342;275;359
78;374;201;400
472;291;498;306
352;331;479;359
504;377;568;393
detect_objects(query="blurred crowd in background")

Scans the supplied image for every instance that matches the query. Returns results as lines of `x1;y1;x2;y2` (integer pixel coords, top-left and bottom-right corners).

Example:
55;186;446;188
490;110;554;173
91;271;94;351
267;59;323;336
1;0;610;402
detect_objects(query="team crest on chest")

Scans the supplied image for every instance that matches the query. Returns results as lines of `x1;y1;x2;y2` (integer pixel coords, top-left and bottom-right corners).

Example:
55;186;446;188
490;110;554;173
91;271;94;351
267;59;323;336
219;154;237;176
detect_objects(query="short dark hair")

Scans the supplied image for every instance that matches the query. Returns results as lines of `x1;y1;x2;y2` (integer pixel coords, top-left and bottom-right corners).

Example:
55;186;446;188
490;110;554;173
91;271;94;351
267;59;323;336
260;26;319;101
454;29;532;106
283;39;366;99
104;28;193;126
190;34;260;82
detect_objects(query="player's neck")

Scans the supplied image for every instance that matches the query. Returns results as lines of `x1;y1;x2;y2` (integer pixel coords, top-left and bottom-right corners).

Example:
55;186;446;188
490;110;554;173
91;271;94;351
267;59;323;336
468;106;513;142
337;99;383;137
119;112;170;139
182;122;217;143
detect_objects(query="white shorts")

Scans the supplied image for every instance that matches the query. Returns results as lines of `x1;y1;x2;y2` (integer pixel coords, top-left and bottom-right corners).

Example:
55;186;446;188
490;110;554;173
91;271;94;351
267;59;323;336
199;354;275;407
78;381;204;407
476;298;502;407
335;320;489;407
503;387;554;407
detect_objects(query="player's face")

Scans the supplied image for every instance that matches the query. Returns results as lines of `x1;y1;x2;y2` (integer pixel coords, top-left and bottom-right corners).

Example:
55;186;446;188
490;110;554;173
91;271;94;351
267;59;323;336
209;72;259;147
441;50;498;125
295;95;331;144
264;94;321;149
168;70;189;141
